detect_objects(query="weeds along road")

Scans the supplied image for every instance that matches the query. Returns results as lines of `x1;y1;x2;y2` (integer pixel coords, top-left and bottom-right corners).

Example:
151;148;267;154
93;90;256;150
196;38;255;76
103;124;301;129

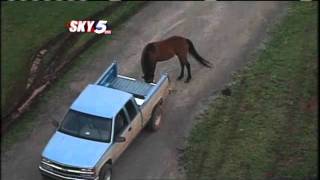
1;2;288;180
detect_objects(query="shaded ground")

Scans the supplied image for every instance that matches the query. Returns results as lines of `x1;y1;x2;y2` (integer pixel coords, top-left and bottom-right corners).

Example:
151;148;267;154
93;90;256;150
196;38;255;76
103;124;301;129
1;2;288;180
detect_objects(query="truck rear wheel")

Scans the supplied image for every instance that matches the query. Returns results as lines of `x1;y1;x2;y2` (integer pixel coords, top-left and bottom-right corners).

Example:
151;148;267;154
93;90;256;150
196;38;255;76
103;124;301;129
148;104;162;131
99;164;112;180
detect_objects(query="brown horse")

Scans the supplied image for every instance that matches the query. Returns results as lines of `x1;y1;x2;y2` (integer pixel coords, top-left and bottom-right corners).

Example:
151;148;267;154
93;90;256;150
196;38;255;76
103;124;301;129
141;36;213;83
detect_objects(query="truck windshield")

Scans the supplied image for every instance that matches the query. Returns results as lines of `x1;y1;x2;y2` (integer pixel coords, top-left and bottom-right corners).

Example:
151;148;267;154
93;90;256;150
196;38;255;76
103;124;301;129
59;110;112;143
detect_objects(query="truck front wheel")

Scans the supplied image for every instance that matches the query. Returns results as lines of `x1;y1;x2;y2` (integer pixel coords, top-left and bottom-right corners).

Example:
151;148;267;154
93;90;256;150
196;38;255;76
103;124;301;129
148;104;162;131
99;164;112;180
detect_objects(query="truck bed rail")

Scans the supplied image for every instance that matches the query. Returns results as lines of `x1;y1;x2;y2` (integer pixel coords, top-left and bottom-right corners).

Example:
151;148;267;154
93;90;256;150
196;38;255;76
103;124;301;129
95;62;168;101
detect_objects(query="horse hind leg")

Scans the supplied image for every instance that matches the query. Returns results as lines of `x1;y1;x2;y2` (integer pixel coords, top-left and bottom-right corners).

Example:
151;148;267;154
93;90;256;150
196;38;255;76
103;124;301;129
185;61;191;83
177;59;185;80
178;54;191;83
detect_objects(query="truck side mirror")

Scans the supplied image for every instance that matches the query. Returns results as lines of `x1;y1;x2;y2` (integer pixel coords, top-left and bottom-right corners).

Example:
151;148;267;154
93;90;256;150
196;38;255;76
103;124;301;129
51;119;59;128
114;136;126;143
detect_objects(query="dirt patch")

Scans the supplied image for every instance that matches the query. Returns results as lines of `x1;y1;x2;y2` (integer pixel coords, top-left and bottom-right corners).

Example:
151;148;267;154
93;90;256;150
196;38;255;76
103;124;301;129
221;87;232;96
301;96;318;113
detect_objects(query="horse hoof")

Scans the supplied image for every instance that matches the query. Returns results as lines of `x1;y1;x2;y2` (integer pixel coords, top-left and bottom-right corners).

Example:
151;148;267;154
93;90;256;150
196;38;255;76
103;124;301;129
177;76;183;81
184;79;191;83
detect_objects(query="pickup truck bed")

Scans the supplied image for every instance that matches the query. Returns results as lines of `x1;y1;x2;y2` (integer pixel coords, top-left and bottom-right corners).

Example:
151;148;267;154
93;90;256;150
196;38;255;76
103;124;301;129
106;75;153;99
96;63;167;106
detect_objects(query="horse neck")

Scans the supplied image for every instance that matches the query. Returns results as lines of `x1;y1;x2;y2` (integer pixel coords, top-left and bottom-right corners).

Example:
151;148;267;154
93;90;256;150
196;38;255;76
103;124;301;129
147;59;156;76
151;62;156;75
142;52;156;74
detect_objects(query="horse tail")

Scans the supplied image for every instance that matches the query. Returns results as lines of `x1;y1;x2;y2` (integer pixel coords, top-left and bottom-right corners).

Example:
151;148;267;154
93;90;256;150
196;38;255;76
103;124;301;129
186;39;213;68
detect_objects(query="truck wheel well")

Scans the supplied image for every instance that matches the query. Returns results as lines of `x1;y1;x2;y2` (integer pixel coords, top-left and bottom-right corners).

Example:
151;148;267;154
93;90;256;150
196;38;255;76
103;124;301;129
158;98;163;105
100;159;112;172
153;98;163;110
99;160;112;176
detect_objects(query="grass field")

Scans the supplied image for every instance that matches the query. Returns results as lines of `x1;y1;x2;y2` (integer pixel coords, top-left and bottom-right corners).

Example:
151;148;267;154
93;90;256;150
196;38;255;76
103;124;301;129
1;2;114;118
1;2;146;151
183;2;318;180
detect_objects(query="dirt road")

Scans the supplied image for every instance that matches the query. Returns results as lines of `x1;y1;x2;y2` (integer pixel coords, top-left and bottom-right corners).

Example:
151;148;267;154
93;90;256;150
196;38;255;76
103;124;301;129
1;2;288;180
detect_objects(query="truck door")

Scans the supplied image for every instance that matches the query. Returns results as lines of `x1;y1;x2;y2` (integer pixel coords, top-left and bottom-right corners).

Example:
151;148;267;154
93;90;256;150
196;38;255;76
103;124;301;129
112;109;131;161
123;99;142;144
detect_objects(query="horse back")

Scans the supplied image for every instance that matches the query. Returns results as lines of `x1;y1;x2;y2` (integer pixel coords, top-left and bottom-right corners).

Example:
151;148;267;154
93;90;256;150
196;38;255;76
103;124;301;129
152;36;189;61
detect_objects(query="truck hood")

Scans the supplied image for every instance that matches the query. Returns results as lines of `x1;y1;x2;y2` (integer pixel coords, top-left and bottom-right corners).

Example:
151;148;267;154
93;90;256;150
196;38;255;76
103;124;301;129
42;131;111;168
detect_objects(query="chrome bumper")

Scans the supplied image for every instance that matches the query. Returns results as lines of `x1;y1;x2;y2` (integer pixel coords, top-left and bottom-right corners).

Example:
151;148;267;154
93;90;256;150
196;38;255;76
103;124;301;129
39;165;99;180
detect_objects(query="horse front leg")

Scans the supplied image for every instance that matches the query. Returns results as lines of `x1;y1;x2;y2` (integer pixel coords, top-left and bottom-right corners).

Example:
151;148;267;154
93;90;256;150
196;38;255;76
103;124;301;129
177;65;185;80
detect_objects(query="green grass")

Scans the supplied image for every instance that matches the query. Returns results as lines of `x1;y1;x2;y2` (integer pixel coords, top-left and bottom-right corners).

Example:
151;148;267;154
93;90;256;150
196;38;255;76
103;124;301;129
183;2;318;180
1;2;146;152
1;1;114;117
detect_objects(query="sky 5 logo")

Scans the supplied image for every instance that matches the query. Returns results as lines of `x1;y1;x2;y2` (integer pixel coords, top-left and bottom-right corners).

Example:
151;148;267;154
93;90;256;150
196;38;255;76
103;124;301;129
67;20;112;34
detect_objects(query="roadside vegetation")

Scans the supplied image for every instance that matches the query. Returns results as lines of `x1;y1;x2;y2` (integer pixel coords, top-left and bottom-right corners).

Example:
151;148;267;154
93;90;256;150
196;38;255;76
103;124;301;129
183;2;318;179
1;2;146;126
1;2;111;119
1;2;146;151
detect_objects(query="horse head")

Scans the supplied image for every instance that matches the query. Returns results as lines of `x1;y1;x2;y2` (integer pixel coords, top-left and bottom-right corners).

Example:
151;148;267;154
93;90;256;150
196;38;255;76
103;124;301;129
141;43;156;83
142;74;154;83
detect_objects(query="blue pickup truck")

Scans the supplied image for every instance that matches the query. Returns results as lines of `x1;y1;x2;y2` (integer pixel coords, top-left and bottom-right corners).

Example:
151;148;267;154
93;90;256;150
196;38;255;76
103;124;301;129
39;63;170;180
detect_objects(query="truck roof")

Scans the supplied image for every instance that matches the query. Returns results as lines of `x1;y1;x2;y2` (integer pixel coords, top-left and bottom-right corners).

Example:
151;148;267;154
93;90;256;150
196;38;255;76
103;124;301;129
70;84;132;118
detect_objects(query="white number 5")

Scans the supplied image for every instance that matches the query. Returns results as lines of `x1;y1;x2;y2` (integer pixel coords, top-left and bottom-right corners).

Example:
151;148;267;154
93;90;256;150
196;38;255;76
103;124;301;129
94;20;108;34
